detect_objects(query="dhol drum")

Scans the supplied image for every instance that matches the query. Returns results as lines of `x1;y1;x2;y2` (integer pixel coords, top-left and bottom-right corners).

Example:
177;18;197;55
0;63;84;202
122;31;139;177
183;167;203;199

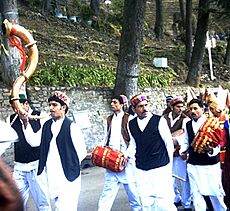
91;146;127;172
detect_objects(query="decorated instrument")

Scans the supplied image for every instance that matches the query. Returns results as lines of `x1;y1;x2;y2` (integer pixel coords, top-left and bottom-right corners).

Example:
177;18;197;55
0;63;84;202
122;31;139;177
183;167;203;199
91;146;127;172
191;117;222;153
172;129;184;156
2;19;40;120
172;129;185;138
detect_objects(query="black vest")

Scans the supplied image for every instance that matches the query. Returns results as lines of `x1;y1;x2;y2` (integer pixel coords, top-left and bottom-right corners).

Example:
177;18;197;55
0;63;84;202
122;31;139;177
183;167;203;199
10;110;41;163
38;117;80;182
186;120;220;165
129;115;169;170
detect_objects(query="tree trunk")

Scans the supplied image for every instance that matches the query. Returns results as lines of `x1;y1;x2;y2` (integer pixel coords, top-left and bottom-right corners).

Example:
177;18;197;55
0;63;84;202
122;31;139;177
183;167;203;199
185;0;193;66
0;0;21;86
154;0;163;40
90;0;100;29
179;0;185;29
185;0;209;87
114;0;146;100
224;34;230;65
42;0;57;16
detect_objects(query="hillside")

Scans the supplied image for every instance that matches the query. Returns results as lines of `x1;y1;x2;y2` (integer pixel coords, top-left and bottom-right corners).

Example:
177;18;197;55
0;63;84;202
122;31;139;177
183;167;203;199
15;3;230;88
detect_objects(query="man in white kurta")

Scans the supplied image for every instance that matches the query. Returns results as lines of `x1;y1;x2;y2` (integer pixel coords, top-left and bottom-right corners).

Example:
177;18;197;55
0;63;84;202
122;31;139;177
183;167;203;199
180;98;226;211
3;94;51;211
98;95;141;211
24;91;87;211
127;94;176;211
164;97;192;209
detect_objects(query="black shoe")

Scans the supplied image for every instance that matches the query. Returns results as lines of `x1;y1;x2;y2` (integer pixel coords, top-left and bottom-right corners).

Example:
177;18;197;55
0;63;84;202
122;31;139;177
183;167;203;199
184;209;192;211
174;200;182;207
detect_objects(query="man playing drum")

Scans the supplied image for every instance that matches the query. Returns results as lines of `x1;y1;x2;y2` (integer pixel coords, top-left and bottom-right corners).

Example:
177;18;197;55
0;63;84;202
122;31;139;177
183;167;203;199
180;98;226;210
127;93;176;211
164;97;192;209
98;95;141;211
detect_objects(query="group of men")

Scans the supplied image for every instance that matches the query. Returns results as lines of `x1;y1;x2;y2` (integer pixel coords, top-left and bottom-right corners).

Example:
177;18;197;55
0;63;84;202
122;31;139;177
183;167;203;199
0;90;229;211
99;93;229;211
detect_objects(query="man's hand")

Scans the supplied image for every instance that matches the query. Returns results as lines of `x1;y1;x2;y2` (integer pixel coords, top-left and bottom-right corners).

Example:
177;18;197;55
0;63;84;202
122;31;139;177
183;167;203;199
203;144;214;154
0;159;23;211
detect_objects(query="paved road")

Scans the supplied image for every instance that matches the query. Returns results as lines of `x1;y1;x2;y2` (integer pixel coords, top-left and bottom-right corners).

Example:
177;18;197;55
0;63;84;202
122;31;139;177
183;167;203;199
27;166;131;211
27;166;190;210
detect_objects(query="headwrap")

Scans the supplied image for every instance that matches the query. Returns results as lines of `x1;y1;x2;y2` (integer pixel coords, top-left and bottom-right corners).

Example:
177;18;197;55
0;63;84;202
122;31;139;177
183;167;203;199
120;95;128;106
170;97;184;106
209;101;222;112
130;94;148;107
113;95;128;106
166;95;173;103
48;91;70;107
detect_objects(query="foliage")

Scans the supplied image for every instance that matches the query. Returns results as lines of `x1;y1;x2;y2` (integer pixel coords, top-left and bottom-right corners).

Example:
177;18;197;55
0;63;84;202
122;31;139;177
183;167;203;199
29;61;177;88
141;47;155;57
138;68;177;87
29;61;115;87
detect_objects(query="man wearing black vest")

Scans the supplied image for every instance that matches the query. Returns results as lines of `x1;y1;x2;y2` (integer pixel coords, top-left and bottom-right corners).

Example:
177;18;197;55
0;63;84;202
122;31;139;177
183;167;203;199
7;94;51;211
24;91;87;211
164;97;192;210
181;98;226;210
127;94;176;211
98;95;141;211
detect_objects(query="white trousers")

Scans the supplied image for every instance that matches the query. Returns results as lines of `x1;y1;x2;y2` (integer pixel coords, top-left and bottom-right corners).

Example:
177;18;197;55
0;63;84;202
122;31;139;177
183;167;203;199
187;163;227;211
13;168;51;211
173;156;192;208
52;175;81;211
98;169;141;211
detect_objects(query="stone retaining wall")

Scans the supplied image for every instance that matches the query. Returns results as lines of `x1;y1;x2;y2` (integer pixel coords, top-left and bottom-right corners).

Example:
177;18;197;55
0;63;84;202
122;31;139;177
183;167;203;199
1;85;203;167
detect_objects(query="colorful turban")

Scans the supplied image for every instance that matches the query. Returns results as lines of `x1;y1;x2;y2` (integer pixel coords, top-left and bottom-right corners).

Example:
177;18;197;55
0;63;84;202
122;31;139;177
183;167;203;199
209;101;222;112
166;95;173;103
113;95;128;105
48;91;70;107
120;95;128;106
130;94;148;107
170;97;184;106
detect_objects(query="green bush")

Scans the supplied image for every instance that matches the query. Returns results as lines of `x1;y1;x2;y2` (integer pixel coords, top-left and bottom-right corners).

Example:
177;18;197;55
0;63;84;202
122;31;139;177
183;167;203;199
29;61;115;87
29;61;177;88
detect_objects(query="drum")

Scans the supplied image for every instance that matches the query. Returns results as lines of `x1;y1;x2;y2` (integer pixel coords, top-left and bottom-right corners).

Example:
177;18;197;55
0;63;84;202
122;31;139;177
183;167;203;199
91;146;127;172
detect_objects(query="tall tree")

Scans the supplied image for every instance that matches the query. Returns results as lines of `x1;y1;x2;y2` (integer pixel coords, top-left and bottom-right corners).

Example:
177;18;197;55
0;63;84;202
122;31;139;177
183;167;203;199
179;0;186;29
215;0;230;65
185;0;193;66
186;0;210;87
225;36;230;65
114;0;146;100
42;0;57;16
0;0;21;86
154;0;163;40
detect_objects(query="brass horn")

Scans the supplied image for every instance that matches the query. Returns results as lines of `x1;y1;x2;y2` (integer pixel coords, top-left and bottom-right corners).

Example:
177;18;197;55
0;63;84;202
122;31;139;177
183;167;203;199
2;19;43;120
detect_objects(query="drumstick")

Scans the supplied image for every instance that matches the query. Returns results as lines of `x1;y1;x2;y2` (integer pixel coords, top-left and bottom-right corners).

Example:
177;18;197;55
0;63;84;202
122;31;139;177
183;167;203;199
172;174;186;182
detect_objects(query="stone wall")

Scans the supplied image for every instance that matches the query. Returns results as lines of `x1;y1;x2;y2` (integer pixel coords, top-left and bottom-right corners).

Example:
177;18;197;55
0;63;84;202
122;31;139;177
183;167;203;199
1;85;203;167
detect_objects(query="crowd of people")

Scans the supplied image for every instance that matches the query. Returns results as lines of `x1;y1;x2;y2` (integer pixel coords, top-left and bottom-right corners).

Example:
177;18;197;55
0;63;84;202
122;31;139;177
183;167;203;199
0;89;230;211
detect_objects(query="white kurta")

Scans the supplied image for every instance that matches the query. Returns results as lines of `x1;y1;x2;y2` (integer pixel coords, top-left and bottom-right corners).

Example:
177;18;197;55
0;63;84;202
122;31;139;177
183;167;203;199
167;112;192;208
24;117;87;211
127;113;176;210
180;114;226;210
98;111;141;211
